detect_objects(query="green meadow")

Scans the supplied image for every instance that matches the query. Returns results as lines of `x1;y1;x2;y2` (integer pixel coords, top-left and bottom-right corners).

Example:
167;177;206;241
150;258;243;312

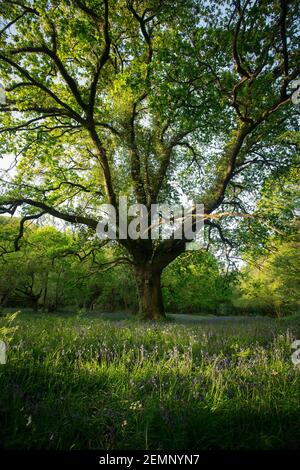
0;311;299;450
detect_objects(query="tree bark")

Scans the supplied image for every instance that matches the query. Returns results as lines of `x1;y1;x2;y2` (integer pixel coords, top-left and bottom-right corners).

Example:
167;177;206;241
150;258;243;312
135;265;166;320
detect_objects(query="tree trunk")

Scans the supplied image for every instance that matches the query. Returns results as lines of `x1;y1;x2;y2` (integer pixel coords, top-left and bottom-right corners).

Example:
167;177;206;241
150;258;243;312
32;296;39;312
42;273;48;312
135;265;166;320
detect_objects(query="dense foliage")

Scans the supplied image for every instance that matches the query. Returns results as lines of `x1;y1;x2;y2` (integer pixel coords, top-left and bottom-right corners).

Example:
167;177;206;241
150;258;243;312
0;216;235;314
1;214;298;316
0;0;299;319
234;239;300;316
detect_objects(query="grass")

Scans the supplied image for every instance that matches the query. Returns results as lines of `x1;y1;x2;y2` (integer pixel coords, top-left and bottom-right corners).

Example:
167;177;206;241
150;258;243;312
0;310;299;450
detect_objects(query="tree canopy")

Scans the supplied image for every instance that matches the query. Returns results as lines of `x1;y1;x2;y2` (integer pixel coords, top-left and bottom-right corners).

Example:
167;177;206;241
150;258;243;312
0;0;299;319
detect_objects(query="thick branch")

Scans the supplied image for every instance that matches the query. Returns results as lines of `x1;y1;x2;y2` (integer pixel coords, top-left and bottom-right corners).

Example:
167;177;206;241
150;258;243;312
14;211;46;251
10;46;87;111
0;53;85;123
0;198;98;229
89;0;111;116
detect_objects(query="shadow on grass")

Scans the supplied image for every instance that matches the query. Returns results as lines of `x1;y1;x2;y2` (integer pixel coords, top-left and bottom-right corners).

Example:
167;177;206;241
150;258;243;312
0;363;299;450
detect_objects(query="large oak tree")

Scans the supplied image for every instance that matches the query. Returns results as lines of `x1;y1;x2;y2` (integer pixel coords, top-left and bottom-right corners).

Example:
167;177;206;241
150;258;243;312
0;0;299;319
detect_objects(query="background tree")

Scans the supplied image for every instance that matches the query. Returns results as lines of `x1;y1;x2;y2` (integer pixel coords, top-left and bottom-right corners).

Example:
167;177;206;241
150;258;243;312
162;251;235;314
0;216;138;312
0;217;77;310
0;0;299;319
234;238;300;316
233;166;300;316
